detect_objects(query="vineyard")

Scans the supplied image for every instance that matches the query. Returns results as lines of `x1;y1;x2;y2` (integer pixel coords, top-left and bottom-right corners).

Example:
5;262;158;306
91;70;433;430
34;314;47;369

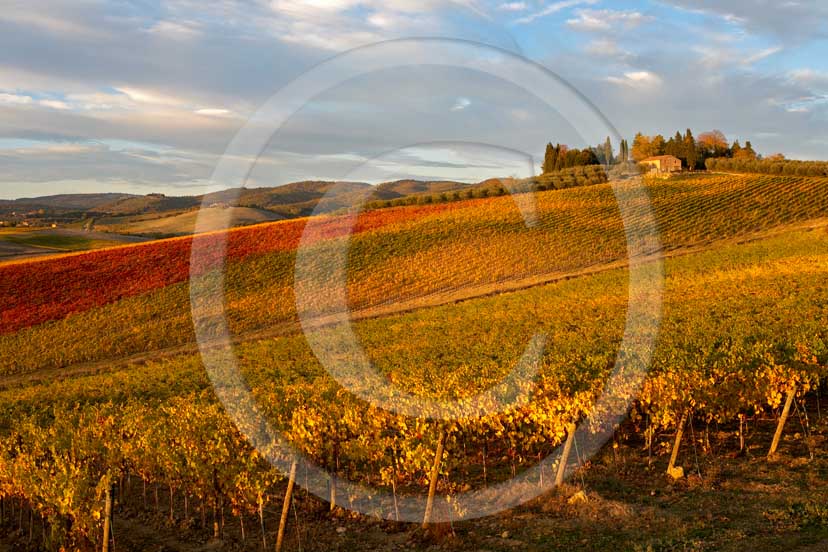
1;173;828;550
3;172;828;376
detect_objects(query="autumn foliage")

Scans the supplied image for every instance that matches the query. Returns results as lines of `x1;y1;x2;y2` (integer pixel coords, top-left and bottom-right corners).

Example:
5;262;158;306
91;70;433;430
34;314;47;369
0;202;463;334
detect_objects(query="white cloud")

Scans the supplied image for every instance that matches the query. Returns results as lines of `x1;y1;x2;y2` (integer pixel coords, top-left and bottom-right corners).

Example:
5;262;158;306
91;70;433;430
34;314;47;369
65;91;134;111
660;0;828;42
450;97;471;111
789;69;819;83
788;68;828;88
8;143;106;156
585;39;632;61
567;13;609;31
114;87;188;107
367;13;394;28
566;9;652;32
772;71;828;113
695;45;783;71
195;108;233;117
266;0;502;50
498;2;527;11
514;0;598;25
606;70;663;90
0;93;34;105
274;0;364;10
145;20;202;39
38;99;70;110
744;46;783;64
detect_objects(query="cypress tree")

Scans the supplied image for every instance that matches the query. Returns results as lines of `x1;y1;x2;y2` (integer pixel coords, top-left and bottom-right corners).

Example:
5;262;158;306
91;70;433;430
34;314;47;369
673;131;685;165
684;129;697;170
542;143;556;174
651;134;666;156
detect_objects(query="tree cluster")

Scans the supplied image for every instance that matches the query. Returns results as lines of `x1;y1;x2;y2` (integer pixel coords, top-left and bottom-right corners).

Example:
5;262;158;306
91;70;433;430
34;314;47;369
629;129;769;170
631;129;699;169
542;143;601;174
706;157;828;176
540;137;637;176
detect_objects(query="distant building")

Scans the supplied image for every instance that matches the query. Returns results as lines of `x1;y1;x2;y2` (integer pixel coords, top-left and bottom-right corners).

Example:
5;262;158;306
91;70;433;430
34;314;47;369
641;155;682;174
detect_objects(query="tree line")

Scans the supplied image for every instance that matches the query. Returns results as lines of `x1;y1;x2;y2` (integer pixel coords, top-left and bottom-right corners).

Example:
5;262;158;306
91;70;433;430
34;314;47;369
706;157;828;177
364;166;610;211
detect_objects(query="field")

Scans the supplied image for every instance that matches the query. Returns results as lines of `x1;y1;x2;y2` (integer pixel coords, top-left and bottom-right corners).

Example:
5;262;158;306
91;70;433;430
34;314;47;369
91;206;286;238
0;229;148;263
1;173;827;551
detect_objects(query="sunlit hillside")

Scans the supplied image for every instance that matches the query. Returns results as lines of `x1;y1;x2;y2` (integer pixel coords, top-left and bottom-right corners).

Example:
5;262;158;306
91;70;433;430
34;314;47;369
1;184;826;549
2;173;827;378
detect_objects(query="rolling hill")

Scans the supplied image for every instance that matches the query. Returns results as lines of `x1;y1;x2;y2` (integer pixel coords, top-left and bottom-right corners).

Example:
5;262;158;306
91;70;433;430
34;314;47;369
3;171;828;374
93;206;285;237
1;192;137;211
92;193;200;216
4;179;473;217
2;180;481;242
1;171;827;551
375;179;468;196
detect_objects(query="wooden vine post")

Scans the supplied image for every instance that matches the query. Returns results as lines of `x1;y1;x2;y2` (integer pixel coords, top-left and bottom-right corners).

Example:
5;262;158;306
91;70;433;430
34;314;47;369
276;459;298;552
330;447;339;512
667;411;689;477
102;483;113;552
555;423;577;487
258;494;267;550
768;385;797;458
329;474;336;513
738;413;746;454
422;428;446;529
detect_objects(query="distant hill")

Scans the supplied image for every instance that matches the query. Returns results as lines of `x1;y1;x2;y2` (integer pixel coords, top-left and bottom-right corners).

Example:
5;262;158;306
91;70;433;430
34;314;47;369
3;180;474;214
94;206;285;237
1;193;138;211
1;179;481;234
93;194;200;216
375;179;469;197
206;181;374;217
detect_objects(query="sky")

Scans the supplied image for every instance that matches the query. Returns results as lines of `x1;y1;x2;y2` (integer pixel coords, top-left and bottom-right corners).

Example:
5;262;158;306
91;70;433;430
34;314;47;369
1;0;827;199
